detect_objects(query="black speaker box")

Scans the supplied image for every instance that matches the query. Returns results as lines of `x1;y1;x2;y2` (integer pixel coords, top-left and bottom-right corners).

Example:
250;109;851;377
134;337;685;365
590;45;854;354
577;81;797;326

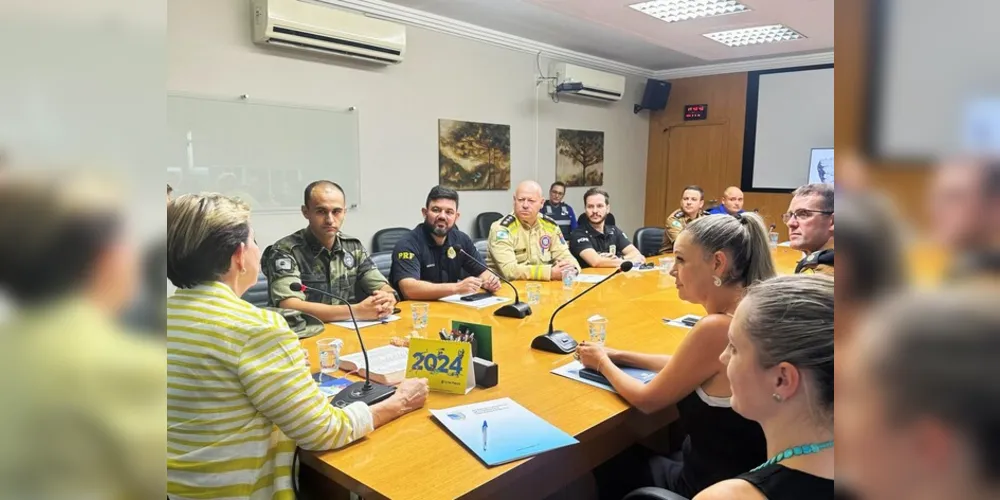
635;79;671;114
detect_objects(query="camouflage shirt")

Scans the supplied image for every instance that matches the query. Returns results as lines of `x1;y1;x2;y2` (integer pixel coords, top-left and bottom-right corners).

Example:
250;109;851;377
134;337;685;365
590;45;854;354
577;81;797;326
263;228;389;306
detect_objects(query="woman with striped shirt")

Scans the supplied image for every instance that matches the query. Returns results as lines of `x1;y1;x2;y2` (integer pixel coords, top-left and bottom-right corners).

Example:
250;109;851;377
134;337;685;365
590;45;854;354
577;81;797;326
167;193;428;499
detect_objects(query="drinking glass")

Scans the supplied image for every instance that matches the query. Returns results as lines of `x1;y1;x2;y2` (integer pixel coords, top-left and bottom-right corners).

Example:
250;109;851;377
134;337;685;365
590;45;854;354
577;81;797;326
411;302;429;330
526;283;542;305
768;231;779;249
317;338;343;380
659;257;674;275
588;316;608;345
562;267;578;290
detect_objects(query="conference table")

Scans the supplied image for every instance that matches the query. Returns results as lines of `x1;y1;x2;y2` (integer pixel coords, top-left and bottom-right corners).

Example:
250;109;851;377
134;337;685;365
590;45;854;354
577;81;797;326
298;248;803;500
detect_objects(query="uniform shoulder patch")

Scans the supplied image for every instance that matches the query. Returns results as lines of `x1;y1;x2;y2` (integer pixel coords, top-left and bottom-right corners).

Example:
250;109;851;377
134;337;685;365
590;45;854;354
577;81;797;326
671;219;683;228
498;214;516;227
672;210;685;218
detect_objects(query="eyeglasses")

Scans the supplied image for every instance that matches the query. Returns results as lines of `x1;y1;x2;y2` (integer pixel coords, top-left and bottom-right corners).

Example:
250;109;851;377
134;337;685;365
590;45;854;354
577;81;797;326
781;209;833;224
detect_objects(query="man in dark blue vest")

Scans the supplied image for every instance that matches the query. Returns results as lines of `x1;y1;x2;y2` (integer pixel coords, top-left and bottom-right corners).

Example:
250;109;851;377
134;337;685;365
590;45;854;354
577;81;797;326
542;181;577;240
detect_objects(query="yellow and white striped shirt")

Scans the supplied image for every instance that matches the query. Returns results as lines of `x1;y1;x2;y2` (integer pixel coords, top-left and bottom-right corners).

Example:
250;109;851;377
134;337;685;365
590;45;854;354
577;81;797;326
167;282;373;500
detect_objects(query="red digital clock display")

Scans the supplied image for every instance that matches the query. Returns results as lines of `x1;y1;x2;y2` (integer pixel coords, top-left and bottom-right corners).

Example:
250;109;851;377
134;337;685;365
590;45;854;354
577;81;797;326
684;104;708;121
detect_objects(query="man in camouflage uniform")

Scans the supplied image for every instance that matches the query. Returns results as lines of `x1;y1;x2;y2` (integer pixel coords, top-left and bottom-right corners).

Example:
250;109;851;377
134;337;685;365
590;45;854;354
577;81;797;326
263;180;397;321
659;185;709;253
486;180;579;281
785;183;835;275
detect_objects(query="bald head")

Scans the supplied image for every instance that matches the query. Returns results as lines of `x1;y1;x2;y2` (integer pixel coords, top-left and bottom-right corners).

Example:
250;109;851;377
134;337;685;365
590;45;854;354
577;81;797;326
513;180;544;225
721;186;744;214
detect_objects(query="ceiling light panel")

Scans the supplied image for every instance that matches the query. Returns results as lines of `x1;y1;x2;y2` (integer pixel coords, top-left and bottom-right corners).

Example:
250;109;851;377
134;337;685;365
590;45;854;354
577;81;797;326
628;0;750;23
703;24;805;47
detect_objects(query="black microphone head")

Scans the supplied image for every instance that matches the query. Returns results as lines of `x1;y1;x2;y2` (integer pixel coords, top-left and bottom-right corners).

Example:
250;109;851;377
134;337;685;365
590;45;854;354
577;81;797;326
290;282;304;292
620;261;634;272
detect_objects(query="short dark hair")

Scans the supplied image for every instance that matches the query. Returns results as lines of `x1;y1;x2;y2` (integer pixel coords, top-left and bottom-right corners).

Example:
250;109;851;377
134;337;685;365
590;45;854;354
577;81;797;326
583;187;609;205
425;185;459;208
303;180;345;207
682;185;704;198
550;181;566;191
791;183;834;213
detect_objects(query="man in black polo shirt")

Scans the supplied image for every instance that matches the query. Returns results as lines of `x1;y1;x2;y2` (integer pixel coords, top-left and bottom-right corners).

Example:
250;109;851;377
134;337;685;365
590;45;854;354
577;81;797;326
569;188;644;269
390;186;501;300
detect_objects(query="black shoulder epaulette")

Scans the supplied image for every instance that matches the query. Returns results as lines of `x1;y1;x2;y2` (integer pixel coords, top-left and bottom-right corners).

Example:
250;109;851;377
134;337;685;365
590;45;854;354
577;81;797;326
671;209;685;218
540;213;558;225
701;210;711;217
795;248;834;273
498;214;516;227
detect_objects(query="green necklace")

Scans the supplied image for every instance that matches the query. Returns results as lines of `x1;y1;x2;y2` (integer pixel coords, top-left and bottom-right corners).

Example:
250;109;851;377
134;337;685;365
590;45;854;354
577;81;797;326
751;440;834;472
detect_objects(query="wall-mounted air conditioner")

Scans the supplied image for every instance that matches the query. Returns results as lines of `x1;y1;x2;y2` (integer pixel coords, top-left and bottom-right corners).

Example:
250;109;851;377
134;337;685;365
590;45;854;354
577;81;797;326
252;0;406;64
550;62;626;102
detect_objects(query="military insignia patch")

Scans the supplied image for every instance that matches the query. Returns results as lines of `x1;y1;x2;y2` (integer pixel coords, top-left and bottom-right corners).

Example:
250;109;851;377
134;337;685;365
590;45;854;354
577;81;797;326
447;246;457;259
343;252;355;269
496;229;509;240
275;258;293;271
558;233;565;245
540;235;551;251
672;220;682;228
609;245;617;256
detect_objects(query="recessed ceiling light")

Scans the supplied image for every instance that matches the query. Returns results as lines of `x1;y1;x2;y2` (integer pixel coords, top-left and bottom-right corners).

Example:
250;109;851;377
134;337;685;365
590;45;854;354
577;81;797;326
703;24;805;47
628;0;750;23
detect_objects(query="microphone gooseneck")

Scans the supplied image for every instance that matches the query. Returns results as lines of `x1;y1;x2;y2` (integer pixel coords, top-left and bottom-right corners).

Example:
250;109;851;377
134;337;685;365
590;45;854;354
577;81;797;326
546;261;633;334
290;282;373;391
459;248;521;304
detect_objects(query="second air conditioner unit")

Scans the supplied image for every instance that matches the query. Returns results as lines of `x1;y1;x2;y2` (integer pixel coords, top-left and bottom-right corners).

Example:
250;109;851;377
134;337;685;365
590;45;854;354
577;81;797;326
550;62;626;102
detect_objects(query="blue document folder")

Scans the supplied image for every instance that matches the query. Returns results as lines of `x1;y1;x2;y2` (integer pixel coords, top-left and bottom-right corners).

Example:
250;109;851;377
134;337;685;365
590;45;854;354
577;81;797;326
429;397;578;466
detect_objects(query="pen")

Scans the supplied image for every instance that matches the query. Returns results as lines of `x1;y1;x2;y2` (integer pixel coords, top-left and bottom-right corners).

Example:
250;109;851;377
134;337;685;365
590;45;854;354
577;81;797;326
482;420;488;451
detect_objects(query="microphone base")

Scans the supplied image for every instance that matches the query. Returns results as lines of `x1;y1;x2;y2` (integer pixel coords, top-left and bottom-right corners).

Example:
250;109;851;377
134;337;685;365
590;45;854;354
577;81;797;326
331;381;396;408
495;301;532;318
531;330;578;354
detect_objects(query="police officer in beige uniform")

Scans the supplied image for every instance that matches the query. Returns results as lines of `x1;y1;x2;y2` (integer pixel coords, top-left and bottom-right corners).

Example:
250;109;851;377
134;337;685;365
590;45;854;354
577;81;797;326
263;181;397;321
659;185;710;254
486;180;580;281
785;183;835;275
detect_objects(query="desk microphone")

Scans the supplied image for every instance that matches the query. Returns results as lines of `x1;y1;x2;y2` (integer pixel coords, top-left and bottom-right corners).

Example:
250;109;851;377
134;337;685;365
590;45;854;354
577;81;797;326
459;248;532;319
289;283;396;407
531;261;634;354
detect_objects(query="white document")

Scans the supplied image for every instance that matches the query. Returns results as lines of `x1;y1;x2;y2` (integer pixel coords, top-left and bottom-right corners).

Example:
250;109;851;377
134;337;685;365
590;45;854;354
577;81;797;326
339;345;408;385
328;314;400;330
439;294;511;309
662;314;703;329
573;274;606;284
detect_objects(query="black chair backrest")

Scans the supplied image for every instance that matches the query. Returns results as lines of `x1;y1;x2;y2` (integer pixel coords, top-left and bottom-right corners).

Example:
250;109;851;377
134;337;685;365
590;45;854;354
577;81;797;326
633;227;665;257
475;212;504;239
473;239;489;260
241;272;270;308
372;227;411;253
369;251;392;279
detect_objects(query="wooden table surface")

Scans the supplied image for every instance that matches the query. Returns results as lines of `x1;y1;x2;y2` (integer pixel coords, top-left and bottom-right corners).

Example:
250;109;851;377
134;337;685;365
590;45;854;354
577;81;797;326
298;248;804;500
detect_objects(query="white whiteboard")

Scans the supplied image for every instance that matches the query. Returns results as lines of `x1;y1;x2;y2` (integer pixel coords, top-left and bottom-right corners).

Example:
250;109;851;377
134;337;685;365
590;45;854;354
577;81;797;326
166;94;360;212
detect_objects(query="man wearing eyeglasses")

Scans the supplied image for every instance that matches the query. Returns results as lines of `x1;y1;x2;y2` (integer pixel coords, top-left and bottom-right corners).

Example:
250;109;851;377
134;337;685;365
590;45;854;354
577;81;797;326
784;183;835;274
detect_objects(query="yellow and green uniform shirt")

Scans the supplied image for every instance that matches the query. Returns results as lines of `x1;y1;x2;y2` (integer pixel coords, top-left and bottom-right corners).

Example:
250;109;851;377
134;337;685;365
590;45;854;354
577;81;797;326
485;213;580;281
660;209;709;254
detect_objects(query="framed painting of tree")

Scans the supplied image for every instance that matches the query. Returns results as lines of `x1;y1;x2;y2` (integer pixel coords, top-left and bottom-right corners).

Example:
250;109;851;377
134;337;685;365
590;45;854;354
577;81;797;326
556;129;604;186
438;119;511;191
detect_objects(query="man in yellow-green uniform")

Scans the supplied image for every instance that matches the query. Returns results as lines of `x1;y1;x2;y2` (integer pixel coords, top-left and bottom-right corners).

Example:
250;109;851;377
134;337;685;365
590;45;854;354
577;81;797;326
486;180;580;281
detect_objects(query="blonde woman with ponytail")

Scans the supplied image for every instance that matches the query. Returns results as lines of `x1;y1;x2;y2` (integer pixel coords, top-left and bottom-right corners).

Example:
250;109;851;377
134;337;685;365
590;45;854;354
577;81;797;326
582;213;777;499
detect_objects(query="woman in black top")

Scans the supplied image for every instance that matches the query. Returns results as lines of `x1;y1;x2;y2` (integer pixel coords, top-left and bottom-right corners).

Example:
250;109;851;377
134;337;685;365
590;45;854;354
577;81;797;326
696;275;834;500
578;213;775;498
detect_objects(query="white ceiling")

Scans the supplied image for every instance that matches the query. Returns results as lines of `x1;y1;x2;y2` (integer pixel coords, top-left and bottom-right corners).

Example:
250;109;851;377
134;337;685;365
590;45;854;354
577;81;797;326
381;0;833;71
